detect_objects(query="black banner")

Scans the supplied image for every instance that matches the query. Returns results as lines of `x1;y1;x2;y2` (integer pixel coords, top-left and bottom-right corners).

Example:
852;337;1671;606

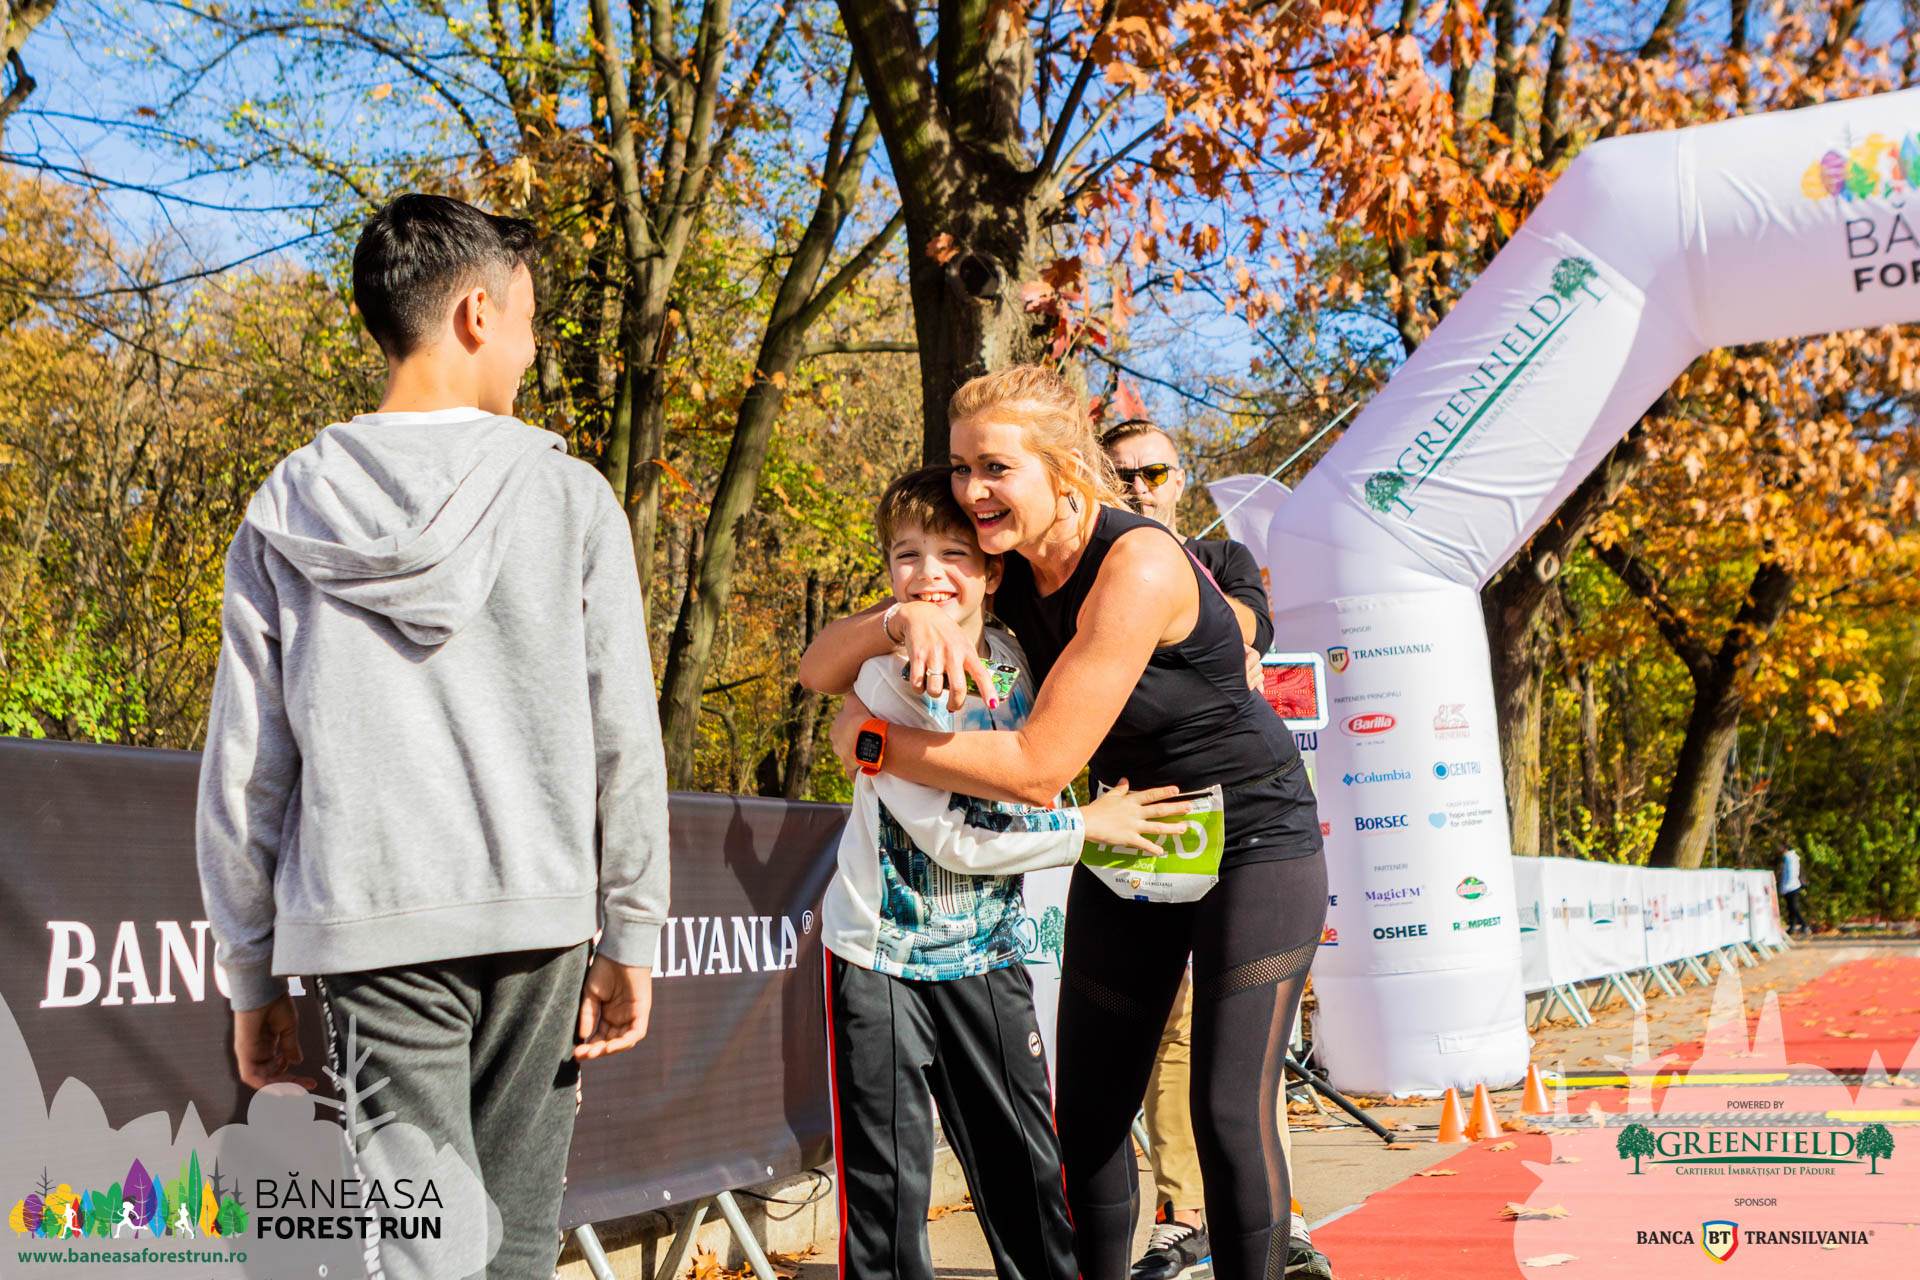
0;736;844;1229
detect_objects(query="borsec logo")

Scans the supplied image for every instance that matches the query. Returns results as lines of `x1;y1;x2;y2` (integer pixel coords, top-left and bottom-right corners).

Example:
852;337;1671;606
1327;645;1350;674
1702;1220;1739;1263
1342;712;1396;738
1354;814;1409;832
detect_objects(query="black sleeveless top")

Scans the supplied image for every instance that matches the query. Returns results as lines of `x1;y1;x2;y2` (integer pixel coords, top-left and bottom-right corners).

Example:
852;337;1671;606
994;506;1322;865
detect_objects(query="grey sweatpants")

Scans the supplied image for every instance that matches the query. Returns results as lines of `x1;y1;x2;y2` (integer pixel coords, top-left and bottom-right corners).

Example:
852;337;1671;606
316;943;590;1280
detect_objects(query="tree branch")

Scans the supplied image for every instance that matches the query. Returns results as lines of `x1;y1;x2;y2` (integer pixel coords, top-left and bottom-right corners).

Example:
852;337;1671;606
802;338;918;358
1590;539;1711;679
1038;0;1119;182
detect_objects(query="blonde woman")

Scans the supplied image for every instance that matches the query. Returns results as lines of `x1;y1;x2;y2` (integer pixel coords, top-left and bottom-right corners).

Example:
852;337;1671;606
802;366;1327;1280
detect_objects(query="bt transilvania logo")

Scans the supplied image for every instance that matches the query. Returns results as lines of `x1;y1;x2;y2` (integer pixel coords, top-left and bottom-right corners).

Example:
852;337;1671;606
1363;257;1604;521
1327;645;1350;673
1341;712;1396;739
1614;1123;1896;1174
9;1153;247;1242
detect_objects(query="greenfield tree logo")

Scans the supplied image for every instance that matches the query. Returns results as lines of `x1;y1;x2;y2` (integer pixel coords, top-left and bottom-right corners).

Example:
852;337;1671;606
1363;471;1413;516
1617;1123;1658;1173
1039;906;1065;966
1858;1123;1895;1174
1550;257;1598;300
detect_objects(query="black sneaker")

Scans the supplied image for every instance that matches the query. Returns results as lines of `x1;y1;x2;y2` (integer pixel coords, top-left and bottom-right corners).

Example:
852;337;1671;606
1131;1218;1211;1280
1285;1240;1334;1278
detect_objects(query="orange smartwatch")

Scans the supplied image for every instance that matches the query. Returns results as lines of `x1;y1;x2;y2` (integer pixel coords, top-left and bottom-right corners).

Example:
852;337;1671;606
854;718;888;775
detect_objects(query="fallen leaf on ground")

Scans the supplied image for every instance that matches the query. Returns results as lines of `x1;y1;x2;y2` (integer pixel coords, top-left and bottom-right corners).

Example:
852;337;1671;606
1386;1143;1415;1151
1827;1029;1867;1038
927;1195;973;1221
1522;1254;1579;1267
1501;1204;1570;1221
1490;1141;1517;1151
1552;1155;1583;1164
769;1247;817;1279
1413;1168;1459;1177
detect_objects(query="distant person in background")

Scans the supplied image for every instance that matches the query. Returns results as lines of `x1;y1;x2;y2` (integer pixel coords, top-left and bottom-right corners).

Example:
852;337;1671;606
1779;841;1812;937
1099;421;1333;1280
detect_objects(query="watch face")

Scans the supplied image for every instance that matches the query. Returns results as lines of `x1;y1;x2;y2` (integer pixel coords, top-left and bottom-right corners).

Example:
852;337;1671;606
855;730;884;765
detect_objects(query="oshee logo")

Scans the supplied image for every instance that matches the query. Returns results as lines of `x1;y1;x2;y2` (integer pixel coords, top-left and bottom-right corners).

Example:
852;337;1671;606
1372;923;1428;941
1341;713;1396;738
1363;257;1605;521
1354;814;1409;832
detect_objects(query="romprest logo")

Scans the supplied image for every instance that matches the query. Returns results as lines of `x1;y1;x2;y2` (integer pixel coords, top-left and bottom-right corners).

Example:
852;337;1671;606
1362;256;1607;521
1354;814;1409;833
1342;713;1396;739
1452;914;1502;931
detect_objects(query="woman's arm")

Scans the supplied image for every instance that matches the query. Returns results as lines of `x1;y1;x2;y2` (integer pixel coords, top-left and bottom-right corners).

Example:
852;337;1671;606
831;528;1200;806
797;599;993;710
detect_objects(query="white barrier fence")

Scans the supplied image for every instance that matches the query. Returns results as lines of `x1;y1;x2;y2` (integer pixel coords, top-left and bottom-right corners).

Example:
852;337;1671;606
1512;858;1789;1027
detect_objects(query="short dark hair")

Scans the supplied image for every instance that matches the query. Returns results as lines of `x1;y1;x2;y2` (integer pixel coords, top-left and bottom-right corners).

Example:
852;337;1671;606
1098;418;1175;452
875;467;978;554
352;193;540;359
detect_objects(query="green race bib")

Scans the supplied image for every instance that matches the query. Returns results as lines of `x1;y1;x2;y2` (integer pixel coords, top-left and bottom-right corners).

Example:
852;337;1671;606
1081;785;1224;903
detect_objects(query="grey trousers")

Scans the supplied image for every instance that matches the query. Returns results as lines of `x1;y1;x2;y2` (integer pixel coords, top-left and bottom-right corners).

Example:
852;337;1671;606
316;943;590;1280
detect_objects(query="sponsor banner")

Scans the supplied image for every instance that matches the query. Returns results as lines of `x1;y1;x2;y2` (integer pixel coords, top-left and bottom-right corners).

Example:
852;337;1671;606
0;736;845;1231
1514;859;1786;991
1280;583;1530;1095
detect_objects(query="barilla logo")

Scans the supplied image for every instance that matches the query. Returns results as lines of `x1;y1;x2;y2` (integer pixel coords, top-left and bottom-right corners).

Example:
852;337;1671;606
1343;713;1396;737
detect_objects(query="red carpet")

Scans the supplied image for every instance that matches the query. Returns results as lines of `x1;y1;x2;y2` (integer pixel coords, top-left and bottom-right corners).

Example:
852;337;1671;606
1310;954;1920;1279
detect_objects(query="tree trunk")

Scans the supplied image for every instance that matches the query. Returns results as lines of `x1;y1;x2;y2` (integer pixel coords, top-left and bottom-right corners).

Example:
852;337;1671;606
1482;430;1652;855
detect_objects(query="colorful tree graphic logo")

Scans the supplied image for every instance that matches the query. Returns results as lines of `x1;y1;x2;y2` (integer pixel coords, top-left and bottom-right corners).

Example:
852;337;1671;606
1038;906;1065;966
7;1154;245;1240
1364;471;1411;515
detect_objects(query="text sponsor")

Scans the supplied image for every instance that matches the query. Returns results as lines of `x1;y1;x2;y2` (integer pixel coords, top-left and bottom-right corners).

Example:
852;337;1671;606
1341;768;1410;787
1364;886;1423;904
1615;1124;1895;1175
1432;703;1470;739
1362;257;1607;521
1341;712;1397;740
1432;759;1482;779
1451;915;1502;932
1456;876;1487;899
1354;814;1409;833
656;914;805;978
1372;924;1428;941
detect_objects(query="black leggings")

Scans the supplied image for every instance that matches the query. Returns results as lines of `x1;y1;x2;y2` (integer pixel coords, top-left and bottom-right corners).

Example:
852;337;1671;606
1055;853;1328;1280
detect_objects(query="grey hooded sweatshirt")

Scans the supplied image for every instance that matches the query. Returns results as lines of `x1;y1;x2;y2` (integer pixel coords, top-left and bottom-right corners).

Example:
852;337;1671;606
195;407;668;1010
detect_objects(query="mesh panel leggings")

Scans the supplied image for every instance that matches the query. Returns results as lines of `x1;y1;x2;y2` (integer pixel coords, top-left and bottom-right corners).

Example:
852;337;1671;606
1055;854;1328;1280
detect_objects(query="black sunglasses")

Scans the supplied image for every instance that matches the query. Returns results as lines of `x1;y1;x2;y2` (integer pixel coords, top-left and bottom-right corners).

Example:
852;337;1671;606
1115;463;1177;488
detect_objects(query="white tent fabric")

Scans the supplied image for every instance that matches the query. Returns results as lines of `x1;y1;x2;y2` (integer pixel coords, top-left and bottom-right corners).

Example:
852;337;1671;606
1254;88;1920;1093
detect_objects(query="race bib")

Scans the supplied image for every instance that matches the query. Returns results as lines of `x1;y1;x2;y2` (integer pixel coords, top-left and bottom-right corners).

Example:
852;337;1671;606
1081;785;1224;903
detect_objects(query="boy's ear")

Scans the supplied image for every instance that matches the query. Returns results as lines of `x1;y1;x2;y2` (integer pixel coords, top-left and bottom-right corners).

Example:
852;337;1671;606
984;553;1004;594
451;283;490;352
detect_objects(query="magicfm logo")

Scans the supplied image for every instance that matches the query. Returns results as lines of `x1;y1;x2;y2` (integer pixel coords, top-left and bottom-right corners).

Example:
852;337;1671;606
1362;257;1605;521
655;913;810;978
1614;1123;1896;1174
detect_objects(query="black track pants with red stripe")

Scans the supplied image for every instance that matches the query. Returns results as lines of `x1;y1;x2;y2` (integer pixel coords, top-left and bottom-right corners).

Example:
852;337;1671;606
826;952;1077;1280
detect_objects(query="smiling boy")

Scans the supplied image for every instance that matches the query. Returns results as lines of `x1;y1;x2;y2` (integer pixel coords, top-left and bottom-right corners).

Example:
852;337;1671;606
820;467;1180;1280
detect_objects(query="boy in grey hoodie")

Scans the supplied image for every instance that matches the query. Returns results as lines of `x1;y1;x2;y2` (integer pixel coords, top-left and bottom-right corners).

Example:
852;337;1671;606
196;193;668;1277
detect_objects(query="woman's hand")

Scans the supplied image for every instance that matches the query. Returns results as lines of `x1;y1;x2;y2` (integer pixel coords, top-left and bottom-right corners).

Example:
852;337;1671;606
831;693;874;775
894;601;996;712
1244;644;1264;691
1080;779;1193;855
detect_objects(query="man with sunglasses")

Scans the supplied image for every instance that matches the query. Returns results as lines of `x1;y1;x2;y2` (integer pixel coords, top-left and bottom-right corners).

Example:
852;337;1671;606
1098;420;1334;1280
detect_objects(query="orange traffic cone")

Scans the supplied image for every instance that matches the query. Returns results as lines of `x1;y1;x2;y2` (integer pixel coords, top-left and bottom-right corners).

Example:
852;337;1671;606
1437;1087;1469;1142
1523;1063;1553;1115
1466;1083;1503;1140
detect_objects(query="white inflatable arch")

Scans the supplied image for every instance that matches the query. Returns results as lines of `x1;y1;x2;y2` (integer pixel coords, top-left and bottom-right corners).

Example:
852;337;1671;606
1258;88;1920;1094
